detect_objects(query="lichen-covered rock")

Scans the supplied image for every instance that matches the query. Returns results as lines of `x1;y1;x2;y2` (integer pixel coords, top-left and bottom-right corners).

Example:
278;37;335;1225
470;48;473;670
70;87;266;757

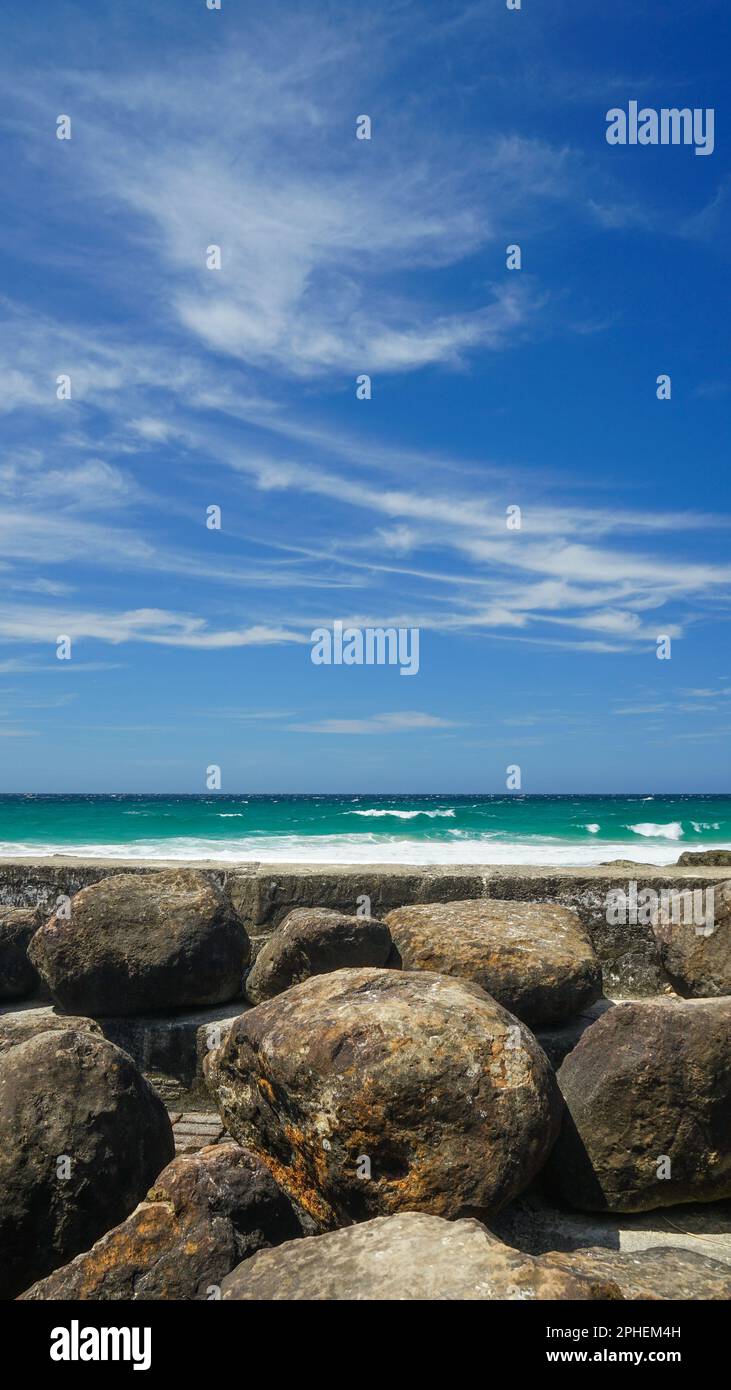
205;967;562;1228
19;1142;308;1300
0;1028;174;1298
0;906;42;1000
384;899;601;1026
220;1212;622;1300
677;851;731;867
652;880;731;997
28;869;250;1016
546;998;731;1213
245;907;394;1003
0;1008;102;1053
545;1245;731;1300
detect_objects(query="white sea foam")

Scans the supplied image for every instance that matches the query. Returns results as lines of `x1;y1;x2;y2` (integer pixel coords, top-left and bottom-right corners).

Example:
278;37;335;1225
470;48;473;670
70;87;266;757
347;808;456;819
4;834;729;867
691;821;720;832
628;821;684;840
585;824;600;833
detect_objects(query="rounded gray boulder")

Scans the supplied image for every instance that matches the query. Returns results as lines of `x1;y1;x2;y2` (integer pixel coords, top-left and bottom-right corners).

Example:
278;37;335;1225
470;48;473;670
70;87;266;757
28;869;251;1016
0;1027;174;1298
245;907;394;1003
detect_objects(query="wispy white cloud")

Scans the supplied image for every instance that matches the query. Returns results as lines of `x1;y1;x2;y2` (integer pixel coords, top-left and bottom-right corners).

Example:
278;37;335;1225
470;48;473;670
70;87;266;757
0;604;310;651
0;9;727;674
288;711;459;735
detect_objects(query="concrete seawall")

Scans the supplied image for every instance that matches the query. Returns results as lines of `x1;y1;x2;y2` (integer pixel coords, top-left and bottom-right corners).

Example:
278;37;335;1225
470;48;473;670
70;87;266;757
1;857;729;996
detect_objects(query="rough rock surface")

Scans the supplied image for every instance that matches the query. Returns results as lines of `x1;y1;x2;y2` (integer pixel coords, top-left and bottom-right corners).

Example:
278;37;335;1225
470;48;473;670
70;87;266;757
28;869;251;1016
534;999;614;1070
678;850;731;867
205;967;562;1227
220;1212;622;1300
546;1245;731;1300
19;1142;308;1300
245;907;393;1003
384;898;601;1026
546;998;731;1213
0;906;42;1000
0;1027;174;1298
0;1009;101;1053
652;879;731;997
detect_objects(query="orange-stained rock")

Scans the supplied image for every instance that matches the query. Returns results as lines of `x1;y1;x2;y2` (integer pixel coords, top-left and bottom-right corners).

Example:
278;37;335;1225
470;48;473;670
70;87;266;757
205;967;562;1228
19;1142;308;1300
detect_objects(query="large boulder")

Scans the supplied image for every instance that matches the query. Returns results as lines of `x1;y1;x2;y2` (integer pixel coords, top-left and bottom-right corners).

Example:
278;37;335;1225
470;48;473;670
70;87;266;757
546;1246;731;1301
245;907;394;1004
0;906;42;1000
546;998;731;1213
205;967;562;1228
384;899;601;1026
0;1008;102;1053
220;1212;622;1300
0;1027;174;1298
19;1142;308;1300
652;880;731;997
677;851;731;866
28;869;250;1016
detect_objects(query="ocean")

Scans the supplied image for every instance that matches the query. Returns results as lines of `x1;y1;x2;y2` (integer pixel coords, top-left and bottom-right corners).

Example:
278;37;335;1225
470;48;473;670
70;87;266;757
0;793;729;865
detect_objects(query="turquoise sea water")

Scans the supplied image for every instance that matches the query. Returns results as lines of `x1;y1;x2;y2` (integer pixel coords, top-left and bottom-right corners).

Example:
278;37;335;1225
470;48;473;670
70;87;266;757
0;794;729;865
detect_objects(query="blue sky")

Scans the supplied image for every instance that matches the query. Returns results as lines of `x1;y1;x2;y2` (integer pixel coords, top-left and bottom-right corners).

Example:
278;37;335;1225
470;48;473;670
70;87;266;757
0;0;729;794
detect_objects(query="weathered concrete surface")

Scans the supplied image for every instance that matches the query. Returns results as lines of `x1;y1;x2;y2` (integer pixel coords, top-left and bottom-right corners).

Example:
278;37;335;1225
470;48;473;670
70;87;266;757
491;1191;731;1266
100;1001;247;1108
0;999;247;1109
171;1112;230;1155
2;859;729;995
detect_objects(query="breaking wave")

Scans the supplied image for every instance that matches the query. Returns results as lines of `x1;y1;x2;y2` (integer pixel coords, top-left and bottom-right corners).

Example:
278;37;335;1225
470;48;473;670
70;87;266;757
628;821;684;840
347;808;456;820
